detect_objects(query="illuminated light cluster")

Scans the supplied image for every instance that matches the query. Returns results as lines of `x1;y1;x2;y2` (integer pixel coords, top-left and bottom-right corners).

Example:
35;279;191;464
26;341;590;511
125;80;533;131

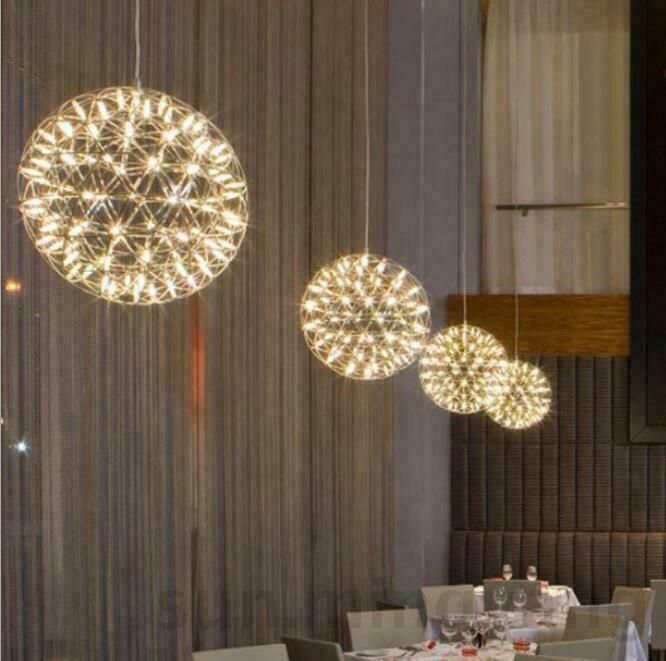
485;359;551;429
419;324;507;414
18;87;248;304
301;253;430;380
4;279;22;293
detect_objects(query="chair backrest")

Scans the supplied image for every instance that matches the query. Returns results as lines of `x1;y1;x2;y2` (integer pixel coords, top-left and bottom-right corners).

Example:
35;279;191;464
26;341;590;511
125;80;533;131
421;584;474;619
650;579;666;650
538;637;617;661
562;611;624;661
570;602;634;620
193;644;289;661
346;609;424;651
483;579;539;611
282;636;343;661
376;600;407;611
612;585;655;654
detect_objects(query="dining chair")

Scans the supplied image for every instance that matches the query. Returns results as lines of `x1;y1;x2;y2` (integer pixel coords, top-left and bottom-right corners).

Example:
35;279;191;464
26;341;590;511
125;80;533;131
538;636;617;661
421;584;474;619
282;635;343;661
650;580;666;660
376;599;408;611
561;611;625;661
192;644;289;661
612;585;655;656
346;608;424;651
569;602;634;620
483;579;539;611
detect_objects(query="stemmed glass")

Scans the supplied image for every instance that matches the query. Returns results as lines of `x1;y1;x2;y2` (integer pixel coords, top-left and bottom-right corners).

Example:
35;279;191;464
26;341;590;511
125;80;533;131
476;614;491;647
461;616;479;648
513;587;528;622
526;565;538;581
441;615;460;655
492;614;508;649
502;564;513;580
493;585;508;611
536;583;547;619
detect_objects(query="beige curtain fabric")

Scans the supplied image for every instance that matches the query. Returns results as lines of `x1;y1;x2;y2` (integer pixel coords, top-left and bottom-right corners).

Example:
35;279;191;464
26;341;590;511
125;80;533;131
482;0;629;294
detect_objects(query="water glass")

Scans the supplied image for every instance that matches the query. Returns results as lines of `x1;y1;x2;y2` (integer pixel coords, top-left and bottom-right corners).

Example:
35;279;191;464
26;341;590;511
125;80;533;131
502;563;513;581
513;587;528;612
462;616;478;647
492;615;508;646
493;585;508;610
441;615;459;648
526;565;538;581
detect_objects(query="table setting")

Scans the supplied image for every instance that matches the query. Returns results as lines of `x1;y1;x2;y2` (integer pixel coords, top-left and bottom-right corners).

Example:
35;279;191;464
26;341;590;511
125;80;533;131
344;640;537;660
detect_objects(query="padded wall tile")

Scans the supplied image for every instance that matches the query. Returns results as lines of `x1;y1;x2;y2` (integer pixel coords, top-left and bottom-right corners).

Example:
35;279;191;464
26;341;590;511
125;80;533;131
467;531;486;586
574;533;593;604
646;533;666;581
558;358;576;444
559;444;576;531
610;533;628;590
648;446;666;532
594;444;612;532
612;445;630;531
630;448;648;531
594;359;612;445
521;532;539;579
541;445;559;531
468;441;487;531
628;534;646;587
486;431;506;530
503;532;522;577
523;442;541;531
612;359;629;445
449;531;468;584
538;532;558;584
576;444;595;532
556;533;575;588
451;443;469;531
506;438;524;531
591;533;611;604
484;531;503;579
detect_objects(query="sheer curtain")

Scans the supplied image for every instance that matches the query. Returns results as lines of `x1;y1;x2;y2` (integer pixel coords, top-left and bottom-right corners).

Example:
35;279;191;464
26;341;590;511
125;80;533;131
482;0;629;294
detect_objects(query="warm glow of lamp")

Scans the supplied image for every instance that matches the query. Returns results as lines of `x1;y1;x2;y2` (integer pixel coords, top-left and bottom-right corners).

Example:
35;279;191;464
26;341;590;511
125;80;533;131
18;87;248;304
419;324;507;413
485;359;551;429
5;279;22;293
300;253;430;380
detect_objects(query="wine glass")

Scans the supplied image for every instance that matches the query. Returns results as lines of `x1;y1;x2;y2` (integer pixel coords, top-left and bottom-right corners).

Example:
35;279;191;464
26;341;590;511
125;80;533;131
492;614;508;648
493;585;508;611
502;563;513;581
513;587;528;620
536;583;547;618
462;616;478;647
526;565;538;581
476;614;491;647
441;615;460;654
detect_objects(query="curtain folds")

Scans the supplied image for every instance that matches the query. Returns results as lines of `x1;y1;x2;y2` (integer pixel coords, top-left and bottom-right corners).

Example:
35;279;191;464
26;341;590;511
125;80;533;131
482;0;630;294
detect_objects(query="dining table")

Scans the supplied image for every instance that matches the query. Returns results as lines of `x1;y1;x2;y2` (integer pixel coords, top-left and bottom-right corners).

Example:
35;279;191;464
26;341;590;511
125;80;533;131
344;640;537;660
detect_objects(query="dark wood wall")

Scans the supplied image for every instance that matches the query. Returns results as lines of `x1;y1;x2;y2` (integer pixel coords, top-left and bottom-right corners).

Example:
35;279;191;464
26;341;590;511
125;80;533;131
1;1;392;659
449;357;666;604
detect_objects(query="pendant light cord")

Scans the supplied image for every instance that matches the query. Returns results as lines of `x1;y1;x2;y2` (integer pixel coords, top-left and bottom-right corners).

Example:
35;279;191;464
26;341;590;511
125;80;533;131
419;0;425;281
134;0;142;89
460;1;468;325
512;9;519;360
364;0;371;254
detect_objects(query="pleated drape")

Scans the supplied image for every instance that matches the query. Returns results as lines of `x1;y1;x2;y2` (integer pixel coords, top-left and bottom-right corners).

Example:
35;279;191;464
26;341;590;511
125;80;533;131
2;1;393;659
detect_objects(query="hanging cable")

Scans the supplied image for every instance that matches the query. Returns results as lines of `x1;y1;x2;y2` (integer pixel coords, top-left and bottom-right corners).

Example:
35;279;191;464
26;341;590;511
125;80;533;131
364;0;371;253
419;0;426;281
134;0;142;89
460;0;468;325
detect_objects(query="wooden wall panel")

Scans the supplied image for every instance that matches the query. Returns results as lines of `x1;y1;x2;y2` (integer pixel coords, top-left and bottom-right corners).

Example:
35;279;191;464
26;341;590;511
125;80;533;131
447;295;629;356
450;357;666;602
2;0;393;658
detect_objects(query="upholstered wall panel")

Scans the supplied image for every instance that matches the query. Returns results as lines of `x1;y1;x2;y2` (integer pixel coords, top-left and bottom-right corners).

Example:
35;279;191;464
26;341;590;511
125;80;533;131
2;1;392;659
450;357;666;602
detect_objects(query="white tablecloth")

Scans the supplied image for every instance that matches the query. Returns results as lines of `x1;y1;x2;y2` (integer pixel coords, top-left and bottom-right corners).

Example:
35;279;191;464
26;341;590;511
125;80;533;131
345;641;537;660
473;584;580;613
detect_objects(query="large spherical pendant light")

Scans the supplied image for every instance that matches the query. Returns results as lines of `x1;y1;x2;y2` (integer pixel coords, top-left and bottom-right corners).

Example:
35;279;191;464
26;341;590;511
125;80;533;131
301;253;430;380
485;359;551;429
419;324;507;414
18;86;248;304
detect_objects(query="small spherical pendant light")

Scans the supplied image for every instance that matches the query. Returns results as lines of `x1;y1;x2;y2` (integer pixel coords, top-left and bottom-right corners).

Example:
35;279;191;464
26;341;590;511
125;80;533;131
301;253;430;380
18;86;248;304
485;359;551;429
419;324;507;414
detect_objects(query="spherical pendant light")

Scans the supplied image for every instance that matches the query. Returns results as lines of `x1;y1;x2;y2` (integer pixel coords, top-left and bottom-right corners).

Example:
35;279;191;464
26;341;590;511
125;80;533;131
301;253;430;380
18;86;248;304
485;359;551;429
419;324;507;414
